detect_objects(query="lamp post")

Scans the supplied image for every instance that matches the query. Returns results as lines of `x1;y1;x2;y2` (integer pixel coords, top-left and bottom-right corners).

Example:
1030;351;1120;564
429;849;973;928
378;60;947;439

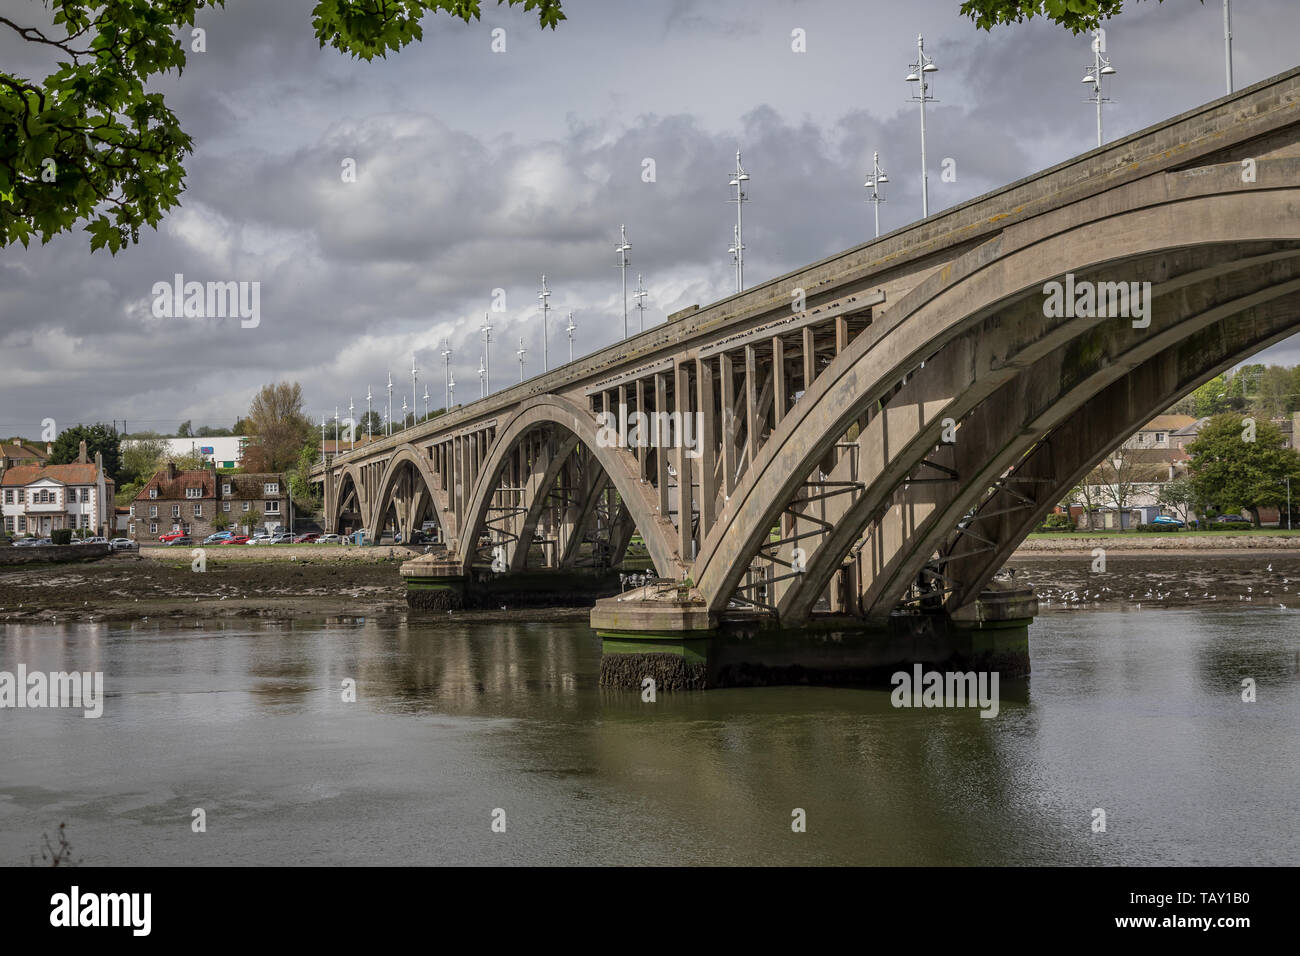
480;313;493;395
729;224;743;291
1223;1;1234;95
410;353;418;424
566;311;576;362
538;275;552;371
865;150;889;238
366;386;372;440
632;275;648;333
423;384;430;420
1111;454;1127;530
728;151;749;291
1081;30;1117;148
440;338;452;411
448;373;455;408
479;356;487;398
517;337;527;382
615;227;631;338
905;34;938;218
386;372;393;436
348;396;354;451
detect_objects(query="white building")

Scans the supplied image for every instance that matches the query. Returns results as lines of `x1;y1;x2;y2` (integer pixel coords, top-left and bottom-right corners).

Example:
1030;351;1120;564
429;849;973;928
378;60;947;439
0;443;115;537
121;436;247;469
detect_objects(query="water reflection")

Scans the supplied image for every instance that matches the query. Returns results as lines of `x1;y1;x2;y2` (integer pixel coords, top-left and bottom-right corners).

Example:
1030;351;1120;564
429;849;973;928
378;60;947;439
1;608;1297;865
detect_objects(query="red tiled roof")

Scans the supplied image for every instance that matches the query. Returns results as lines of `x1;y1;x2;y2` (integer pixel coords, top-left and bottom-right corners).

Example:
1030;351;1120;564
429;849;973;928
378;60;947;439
1;463;103;486
1;443;45;460
134;468;216;500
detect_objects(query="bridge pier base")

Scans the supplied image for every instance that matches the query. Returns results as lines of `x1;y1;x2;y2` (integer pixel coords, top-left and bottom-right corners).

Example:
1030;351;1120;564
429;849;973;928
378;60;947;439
400;554;470;610
592;582;1036;691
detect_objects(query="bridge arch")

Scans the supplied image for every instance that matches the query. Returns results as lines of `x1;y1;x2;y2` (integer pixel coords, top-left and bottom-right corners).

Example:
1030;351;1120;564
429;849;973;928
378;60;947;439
693;167;1300;618
371;445;449;544
456;394;681;576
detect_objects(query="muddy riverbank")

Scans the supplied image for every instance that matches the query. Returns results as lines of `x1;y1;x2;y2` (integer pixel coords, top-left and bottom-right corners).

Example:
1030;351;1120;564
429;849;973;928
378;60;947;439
4;546;1297;624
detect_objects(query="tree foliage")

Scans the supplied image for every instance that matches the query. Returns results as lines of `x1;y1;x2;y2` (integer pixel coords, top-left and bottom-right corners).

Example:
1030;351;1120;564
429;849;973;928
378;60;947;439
960;0;1163;33
1188;414;1300;525
47;422;121;481
2;0;563;252
242;382;312;473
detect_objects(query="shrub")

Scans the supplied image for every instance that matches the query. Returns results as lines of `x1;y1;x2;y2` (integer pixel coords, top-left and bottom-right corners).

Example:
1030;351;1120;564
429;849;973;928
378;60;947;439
51;529;73;545
1135;523;1178;533
1037;513;1074;532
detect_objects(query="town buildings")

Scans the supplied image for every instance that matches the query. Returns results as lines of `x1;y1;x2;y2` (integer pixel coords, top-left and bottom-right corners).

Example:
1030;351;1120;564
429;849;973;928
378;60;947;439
0;441;115;537
127;461;288;540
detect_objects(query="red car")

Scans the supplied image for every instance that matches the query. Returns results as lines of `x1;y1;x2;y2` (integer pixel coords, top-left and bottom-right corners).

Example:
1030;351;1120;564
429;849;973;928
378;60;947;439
222;535;250;545
293;533;319;543
158;530;187;543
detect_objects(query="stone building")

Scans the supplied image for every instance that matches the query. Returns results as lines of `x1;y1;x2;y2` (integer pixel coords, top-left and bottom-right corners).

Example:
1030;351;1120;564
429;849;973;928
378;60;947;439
128;461;288;540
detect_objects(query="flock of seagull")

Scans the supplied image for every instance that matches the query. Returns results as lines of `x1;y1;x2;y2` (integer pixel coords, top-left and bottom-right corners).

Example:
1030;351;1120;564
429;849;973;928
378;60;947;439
1031;565;1292;611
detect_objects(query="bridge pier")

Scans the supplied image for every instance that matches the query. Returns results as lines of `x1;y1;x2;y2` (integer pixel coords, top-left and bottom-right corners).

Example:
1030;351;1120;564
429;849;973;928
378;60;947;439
400;554;470;610
592;580;1036;690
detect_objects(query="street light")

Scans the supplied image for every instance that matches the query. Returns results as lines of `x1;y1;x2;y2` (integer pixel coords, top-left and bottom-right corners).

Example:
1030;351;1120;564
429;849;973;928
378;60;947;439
1223;0;1234;95
440;338;452;411
538;275;552;371
728;224;743;288
365;386;372;440
348;396;354;451
1081;29;1117;148
905;34;938;218
478;356;487;398
517;336;527;382
480;313;493;395
864;150;889;238
386;372;393;437
615;226;631;338
632;275;648;333
728;150;749;291
566;311;576;362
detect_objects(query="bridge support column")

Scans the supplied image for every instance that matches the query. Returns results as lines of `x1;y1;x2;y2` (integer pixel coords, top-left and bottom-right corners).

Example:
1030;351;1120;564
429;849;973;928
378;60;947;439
400;553;471;610
592;580;1035;691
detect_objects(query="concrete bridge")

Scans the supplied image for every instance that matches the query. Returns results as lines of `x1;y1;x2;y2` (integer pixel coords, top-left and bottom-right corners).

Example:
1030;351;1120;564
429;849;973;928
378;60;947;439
313;67;1300;683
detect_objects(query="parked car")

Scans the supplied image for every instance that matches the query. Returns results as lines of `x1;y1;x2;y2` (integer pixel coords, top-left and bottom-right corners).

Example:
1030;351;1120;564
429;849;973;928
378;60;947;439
158;530;187;543
222;535;250;546
269;532;295;544
12;537;42;547
317;534;343;544
246;534;273;545
109;538;139;552
1150;515;1185;527
293;533;320;543
203;531;234;545
1213;514;1252;525
162;536;193;547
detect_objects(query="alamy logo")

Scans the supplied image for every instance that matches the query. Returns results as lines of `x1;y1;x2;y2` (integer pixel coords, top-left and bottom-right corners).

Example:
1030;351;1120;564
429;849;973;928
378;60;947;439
151;273;260;328
596;404;704;458
0;666;103;718
50;887;151;936
1042;272;1151;329
890;665;999;718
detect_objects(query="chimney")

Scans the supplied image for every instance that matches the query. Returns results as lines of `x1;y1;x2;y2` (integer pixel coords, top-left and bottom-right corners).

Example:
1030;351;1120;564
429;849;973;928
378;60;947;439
166;460;178;481
78;439;88;464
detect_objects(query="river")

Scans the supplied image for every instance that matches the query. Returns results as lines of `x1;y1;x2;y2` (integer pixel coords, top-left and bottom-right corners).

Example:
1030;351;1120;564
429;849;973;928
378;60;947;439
2;606;1297;865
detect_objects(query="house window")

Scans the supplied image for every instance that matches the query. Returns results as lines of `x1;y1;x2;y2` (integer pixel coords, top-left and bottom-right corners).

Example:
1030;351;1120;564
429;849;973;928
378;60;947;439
223;483;231;496
193;503;203;517
264;500;280;514
3;517;11;532
223;502;231;512
149;505;158;518
81;514;90;528
172;505;181;518
149;522;158;534
128;523;134;536
242;502;250;512
1155;433;1165;443
130;504;135;517
183;523;191;535
264;482;279;495
3;490;11;504
149;488;157;498
186;487;202;499
17;517;26;531
81;488;91;503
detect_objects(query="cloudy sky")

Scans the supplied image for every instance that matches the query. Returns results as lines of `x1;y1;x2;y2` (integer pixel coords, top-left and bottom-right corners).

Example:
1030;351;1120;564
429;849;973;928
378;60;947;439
2;0;1298;437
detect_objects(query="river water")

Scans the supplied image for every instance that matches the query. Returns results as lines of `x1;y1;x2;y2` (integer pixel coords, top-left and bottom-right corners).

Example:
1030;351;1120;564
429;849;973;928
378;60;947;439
2;607;1298;866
